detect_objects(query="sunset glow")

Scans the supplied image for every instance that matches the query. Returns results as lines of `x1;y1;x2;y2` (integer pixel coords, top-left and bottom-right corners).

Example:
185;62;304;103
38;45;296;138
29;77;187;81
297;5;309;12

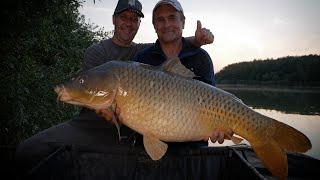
79;0;320;72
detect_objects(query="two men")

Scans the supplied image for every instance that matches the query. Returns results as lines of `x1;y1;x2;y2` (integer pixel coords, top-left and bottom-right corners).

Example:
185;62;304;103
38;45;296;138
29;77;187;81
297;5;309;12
15;0;230;176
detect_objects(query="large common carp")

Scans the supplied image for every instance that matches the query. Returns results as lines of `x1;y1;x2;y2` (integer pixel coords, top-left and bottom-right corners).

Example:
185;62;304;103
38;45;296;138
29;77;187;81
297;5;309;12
55;58;311;180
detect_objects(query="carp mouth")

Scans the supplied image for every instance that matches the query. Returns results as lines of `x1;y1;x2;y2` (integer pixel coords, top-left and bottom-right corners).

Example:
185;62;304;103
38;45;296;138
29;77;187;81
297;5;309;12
54;85;114;110
54;85;86;106
55;85;72;102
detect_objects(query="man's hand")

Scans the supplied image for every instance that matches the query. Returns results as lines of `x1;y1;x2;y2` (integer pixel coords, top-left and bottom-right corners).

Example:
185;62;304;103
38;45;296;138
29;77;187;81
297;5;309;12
195;20;214;46
96;108;123;124
203;129;234;144
96;109;113;121
96;108;125;141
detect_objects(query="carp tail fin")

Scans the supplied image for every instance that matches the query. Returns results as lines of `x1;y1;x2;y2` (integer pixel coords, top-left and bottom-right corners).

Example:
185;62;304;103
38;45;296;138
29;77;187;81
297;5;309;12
251;140;287;180
250;117;312;180
272;120;312;153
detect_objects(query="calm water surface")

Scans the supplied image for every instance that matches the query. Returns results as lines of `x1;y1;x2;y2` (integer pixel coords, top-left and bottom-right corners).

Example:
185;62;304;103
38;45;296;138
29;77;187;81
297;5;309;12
210;87;320;160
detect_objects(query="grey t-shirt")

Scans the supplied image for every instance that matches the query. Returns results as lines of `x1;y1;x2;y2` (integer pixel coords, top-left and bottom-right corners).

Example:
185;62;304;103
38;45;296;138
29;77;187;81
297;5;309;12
83;38;151;71
78;39;151;142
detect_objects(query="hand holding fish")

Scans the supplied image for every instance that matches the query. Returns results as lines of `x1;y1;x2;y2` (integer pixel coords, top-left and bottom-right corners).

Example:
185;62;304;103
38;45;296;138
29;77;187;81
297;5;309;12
96;107;123;124
203;129;234;144
96;107;125;141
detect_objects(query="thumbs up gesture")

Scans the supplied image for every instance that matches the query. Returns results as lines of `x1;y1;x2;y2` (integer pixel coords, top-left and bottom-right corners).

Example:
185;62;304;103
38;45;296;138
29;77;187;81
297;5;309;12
195;20;214;46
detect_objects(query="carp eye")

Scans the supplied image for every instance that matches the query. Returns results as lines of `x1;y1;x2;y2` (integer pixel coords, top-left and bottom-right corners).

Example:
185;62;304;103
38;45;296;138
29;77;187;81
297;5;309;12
79;78;84;84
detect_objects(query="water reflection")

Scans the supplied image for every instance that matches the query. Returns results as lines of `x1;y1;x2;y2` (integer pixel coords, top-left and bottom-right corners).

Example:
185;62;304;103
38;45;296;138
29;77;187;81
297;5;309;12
225;88;320;115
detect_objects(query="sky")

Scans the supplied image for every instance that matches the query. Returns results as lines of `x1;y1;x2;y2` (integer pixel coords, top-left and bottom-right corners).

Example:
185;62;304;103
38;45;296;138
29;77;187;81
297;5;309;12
79;0;320;72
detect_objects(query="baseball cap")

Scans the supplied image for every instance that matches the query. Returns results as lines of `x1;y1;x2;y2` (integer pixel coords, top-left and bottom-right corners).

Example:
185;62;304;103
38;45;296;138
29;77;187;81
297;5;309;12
114;0;144;18
153;0;184;15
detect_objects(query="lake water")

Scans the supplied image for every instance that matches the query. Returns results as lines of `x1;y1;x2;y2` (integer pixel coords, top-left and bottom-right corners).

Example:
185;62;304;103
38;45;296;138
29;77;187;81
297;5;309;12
209;86;320;160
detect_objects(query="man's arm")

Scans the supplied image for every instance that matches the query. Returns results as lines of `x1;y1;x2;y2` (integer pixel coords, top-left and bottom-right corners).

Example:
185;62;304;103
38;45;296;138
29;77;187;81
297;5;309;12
192;50;215;86
136;20;214;52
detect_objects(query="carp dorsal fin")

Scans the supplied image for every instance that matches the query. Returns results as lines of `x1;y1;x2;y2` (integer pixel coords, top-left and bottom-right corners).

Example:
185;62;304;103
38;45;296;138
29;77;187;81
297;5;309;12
161;57;196;78
143;135;168;160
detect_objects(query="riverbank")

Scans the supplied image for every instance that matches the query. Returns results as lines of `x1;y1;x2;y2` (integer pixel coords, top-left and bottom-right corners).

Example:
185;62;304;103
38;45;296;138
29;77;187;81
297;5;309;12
217;84;320;93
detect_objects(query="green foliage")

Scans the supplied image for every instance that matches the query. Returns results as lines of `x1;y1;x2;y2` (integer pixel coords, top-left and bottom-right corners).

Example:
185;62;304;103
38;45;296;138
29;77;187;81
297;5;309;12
216;55;320;86
0;0;107;145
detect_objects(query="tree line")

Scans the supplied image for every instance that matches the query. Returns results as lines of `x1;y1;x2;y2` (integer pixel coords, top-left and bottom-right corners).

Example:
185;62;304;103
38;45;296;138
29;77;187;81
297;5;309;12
215;55;320;86
0;0;107;146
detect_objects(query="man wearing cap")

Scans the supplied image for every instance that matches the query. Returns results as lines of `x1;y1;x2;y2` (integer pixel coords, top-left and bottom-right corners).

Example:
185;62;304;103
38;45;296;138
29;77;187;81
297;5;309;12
83;0;214;70
133;0;233;146
15;0;216;176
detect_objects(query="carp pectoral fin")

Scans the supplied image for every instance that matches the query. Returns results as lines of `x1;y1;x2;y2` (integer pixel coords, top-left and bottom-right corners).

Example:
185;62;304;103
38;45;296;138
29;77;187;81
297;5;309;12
112;112;128;141
230;135;244;144
251;140;288;180
143;136;168;160
161;57;196;78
